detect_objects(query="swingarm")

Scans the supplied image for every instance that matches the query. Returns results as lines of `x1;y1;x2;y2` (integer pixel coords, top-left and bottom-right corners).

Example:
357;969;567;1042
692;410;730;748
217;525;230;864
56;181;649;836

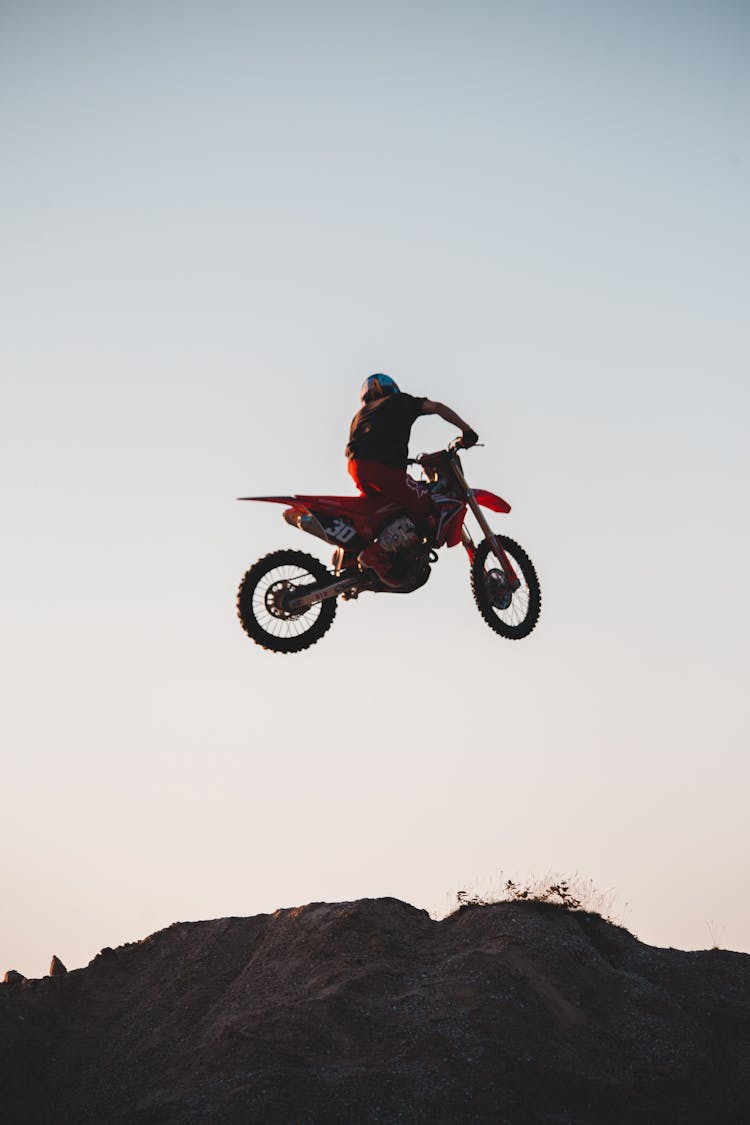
286;573;360;611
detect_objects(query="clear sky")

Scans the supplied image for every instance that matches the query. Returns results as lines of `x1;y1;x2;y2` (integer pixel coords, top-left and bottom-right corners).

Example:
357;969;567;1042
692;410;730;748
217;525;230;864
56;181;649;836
2;0;748;977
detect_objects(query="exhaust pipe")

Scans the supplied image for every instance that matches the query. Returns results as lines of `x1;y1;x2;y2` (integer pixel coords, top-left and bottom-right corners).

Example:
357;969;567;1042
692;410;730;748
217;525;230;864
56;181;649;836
283;508;329;542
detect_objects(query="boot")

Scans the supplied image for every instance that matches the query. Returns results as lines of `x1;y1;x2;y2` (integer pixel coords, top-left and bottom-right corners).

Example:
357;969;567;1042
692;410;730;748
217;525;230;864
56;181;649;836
358;542;402;589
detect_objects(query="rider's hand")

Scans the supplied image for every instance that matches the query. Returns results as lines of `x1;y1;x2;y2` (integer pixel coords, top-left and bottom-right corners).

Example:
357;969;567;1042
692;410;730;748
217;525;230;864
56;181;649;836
462;428;479;449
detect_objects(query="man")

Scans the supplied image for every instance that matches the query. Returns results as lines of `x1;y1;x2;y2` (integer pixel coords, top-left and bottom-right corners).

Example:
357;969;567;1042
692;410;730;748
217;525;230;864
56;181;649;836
346;373;479;586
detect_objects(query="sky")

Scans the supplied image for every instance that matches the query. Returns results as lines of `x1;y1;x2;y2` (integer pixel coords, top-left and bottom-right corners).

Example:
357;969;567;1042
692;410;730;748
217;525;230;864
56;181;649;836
2;0;748;978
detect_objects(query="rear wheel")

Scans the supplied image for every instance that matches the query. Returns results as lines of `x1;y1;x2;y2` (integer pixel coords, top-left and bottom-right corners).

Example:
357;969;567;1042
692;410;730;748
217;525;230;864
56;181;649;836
237;549;337;654
471;536;541;639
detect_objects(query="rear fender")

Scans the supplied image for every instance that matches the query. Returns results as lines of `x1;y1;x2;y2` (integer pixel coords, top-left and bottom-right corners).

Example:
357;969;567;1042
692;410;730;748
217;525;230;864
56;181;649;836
239;497;367;550
237;496;300;506
238;496;329;541
238;493;395;548
472;488;511;514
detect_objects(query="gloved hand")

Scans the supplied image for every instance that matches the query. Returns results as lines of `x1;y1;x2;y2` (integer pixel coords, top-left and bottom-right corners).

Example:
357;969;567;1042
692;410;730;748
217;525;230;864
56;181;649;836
461;428;479;449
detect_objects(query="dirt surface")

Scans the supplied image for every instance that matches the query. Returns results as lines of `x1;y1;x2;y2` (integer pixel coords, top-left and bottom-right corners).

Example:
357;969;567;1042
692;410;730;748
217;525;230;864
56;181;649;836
2;897;749;1123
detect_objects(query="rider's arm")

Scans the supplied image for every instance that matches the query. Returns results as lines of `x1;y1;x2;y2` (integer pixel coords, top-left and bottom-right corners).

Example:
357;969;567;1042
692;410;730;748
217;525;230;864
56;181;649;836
421;400;479;446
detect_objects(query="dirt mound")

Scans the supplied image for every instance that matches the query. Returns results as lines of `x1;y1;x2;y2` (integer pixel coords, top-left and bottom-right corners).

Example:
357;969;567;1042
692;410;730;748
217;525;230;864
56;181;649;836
2;897;749;1123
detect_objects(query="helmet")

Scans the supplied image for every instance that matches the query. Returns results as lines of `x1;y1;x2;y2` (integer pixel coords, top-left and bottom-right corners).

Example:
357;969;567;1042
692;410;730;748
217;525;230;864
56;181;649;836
360;373;400;403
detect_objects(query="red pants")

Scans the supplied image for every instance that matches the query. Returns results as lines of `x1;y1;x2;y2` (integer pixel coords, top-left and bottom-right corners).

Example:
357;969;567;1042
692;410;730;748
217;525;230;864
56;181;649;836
347;459;433;517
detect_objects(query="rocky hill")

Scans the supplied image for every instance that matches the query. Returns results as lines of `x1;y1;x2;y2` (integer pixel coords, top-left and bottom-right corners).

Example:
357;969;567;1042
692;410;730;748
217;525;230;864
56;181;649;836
2;898;749;1123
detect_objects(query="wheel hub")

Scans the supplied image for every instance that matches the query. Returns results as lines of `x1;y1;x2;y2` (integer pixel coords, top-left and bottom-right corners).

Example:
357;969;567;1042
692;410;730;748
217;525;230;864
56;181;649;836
486;568;513;610
265;580;297;619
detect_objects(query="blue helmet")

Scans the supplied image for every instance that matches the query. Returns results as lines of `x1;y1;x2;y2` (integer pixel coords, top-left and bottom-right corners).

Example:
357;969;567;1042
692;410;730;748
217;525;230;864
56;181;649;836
360;373;400;403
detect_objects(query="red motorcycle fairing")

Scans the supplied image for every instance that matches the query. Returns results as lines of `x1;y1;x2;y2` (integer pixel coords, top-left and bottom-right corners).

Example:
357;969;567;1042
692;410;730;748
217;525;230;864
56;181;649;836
442;503;468;548
435;490;510;550
472;489;511;514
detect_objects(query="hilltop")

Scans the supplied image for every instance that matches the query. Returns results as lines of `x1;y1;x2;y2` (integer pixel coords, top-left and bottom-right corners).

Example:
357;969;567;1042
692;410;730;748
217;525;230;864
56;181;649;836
2;897;749;1123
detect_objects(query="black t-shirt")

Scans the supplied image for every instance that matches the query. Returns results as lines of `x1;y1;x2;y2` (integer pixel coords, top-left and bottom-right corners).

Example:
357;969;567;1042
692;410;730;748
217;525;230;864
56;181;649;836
345;393;427;468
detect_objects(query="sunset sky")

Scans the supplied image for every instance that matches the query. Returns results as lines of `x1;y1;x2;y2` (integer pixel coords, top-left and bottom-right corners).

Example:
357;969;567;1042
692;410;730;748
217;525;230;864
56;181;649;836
2;0;748;978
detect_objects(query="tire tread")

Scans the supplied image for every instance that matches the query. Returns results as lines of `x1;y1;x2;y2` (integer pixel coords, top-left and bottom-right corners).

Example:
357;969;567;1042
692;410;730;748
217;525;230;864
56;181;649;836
470;535;541;640
237;549;337;654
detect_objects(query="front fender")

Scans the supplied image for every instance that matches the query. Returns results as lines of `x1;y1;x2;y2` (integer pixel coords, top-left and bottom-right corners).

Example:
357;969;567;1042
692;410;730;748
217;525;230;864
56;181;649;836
472;488;511;514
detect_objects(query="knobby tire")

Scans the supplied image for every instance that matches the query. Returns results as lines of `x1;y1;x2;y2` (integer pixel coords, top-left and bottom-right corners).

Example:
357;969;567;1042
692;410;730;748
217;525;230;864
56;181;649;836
237;549;337;654
471;535;541;640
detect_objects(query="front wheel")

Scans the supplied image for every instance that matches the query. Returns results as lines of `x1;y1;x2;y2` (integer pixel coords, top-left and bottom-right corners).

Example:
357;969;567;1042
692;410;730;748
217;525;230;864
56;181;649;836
471;536;541;639
237;549;337;654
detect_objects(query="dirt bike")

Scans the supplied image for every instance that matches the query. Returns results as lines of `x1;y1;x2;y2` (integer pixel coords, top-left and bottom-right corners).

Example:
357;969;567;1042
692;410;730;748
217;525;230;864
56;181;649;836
237;439;541;653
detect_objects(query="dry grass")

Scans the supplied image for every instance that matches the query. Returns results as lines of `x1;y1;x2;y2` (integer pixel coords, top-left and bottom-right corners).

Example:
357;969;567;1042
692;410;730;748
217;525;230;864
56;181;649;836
452;871;625;924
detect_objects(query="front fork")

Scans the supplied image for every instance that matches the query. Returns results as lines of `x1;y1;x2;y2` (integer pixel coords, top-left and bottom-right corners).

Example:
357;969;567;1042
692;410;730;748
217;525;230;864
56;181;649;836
452;462;520;590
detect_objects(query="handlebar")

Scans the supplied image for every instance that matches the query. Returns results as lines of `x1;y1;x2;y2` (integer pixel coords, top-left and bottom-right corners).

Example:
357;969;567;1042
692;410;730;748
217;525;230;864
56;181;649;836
407;440;483;471
407;440;482;465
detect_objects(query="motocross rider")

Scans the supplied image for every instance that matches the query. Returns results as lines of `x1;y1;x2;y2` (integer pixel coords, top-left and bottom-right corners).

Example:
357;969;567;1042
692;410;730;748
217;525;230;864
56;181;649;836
346;374;479;587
